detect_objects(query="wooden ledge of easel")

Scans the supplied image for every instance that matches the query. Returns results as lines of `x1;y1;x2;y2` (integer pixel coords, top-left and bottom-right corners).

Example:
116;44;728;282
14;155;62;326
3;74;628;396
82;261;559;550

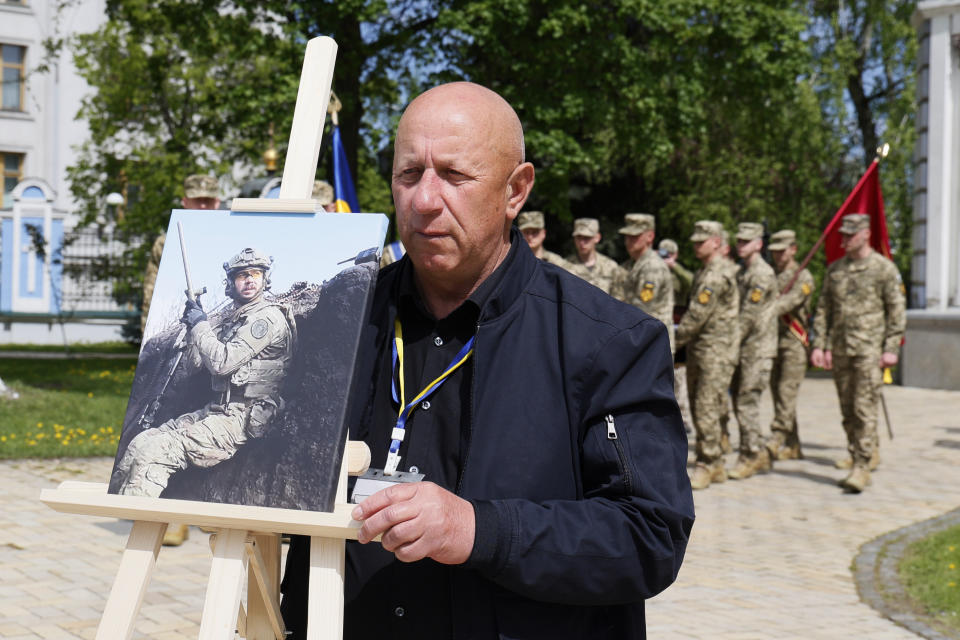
231;198;317;213
40;483;363;540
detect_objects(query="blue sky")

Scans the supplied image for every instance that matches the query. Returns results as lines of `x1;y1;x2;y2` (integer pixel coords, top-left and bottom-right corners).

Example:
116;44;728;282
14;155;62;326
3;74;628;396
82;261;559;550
143;209;387;340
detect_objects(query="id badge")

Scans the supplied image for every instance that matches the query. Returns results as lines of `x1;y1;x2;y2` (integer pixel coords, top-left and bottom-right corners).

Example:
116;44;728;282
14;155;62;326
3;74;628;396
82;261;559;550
350;468;425;504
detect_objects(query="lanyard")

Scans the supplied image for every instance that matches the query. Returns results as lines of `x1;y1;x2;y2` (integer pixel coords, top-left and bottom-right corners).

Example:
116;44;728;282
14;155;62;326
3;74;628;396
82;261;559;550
386;317;475;475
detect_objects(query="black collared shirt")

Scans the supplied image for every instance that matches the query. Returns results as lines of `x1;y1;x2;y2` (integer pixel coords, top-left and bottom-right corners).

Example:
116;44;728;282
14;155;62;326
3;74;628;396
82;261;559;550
344;237;518;639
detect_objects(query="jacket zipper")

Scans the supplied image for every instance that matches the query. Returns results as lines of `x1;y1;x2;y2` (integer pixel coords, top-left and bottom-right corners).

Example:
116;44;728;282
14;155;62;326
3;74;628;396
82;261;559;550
606;414;633;495
455;323;480;496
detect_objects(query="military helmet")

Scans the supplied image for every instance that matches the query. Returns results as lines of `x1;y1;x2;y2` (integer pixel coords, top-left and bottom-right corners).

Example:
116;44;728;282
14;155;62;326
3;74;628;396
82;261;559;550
223;247;273;297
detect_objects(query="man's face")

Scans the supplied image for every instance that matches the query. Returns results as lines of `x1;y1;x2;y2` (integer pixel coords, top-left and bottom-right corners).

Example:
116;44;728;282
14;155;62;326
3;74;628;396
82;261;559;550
232;268;264;301
391;85;534;283
736;237;762;259
771;245;797;271
182;196;220;210
693;237;719;262
623;230;653;260
840;228;869;253
574;233;600;260
522;227;545;251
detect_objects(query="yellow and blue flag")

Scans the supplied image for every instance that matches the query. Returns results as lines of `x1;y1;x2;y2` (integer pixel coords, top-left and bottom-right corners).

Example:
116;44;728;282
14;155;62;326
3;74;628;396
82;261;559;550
332;125;360;213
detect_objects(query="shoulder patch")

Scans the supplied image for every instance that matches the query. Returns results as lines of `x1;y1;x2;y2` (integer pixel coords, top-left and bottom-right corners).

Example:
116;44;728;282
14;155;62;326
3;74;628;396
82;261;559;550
697;287;713;305
251;318;269;339
640;281;655;302
749;287;764;303
801;282;811;296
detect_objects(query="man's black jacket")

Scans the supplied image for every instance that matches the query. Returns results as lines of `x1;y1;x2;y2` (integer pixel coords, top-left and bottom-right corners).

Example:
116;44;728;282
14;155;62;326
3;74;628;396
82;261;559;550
282;233;695;639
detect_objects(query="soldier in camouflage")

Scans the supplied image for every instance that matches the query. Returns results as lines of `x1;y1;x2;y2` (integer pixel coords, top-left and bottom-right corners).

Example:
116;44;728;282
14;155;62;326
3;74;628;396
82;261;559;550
659;239;693;307
766;230;815;460
564;218;624;294
116;247;296;497
613;213;675;351
727;223;778;480
142;175;221;335
811;214;906;493
717;229;739;455
676;221;740;490
517;211;572;268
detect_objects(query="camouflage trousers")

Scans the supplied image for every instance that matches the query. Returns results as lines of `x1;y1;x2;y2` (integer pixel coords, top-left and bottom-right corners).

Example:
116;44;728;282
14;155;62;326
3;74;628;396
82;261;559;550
686;354;729;463
832;354;882;465
674;364;693;431
731;356;773;454
115;402;249;497
770;337;808;446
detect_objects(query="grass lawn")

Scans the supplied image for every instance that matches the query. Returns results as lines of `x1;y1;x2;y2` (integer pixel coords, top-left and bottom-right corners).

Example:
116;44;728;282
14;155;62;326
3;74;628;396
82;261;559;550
899;524;960;634
0;357;135;459
0;341;138;354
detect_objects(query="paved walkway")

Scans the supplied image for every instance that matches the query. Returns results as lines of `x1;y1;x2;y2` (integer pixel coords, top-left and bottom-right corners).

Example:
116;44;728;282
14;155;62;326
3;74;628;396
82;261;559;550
1;377;958;639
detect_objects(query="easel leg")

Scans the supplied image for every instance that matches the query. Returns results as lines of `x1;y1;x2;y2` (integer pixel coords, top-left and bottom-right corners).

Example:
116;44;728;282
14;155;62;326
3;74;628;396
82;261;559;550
95;520;166;640
246;533;285;640
199;529;249;640
307;536;345;640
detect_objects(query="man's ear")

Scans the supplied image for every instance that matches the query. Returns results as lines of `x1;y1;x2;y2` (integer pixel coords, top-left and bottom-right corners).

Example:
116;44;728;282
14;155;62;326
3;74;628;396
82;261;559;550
505;162;536;222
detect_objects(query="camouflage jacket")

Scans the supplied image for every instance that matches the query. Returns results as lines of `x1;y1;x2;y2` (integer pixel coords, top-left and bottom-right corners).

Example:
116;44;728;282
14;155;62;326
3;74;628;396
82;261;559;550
188;296;296;400
675;256;739;365
564;251;624;295
614;249;675;351
737;256;778;359
771;261;815;346
539;249;572;269
811;251;906;357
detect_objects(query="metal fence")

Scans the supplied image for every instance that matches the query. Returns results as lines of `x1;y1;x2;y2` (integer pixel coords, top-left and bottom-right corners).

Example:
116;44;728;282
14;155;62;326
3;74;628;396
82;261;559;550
57;226;140;315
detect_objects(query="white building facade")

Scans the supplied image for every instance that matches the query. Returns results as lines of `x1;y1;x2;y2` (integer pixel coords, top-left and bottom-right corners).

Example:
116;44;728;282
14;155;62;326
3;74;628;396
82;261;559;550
908;1;960;389
0;0;132;344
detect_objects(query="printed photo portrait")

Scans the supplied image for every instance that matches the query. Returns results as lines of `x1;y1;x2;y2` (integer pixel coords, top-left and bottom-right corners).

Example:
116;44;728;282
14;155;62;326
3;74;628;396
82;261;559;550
108;209;388;512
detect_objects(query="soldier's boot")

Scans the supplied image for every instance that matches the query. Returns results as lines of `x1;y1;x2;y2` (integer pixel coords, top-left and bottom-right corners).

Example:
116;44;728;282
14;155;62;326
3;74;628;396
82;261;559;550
162;524;189;547
754;447;772;473
775;442;803;460
690;461;726;490
728;449;772;480
835;450;879;471
764;435;783;460
839;465;871;493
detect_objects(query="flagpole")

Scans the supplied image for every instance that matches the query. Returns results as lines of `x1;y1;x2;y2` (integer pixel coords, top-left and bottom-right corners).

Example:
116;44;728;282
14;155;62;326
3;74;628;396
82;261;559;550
779;144;890;296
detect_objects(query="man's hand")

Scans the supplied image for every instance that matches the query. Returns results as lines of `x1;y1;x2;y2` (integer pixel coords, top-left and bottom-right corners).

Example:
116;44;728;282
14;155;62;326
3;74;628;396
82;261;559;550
880;352;898;368
811;348;833;370
181;299;207;328
352;481;475;565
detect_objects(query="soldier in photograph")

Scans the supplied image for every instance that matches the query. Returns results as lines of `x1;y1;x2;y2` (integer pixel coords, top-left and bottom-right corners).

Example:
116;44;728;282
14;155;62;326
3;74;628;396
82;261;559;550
766;230;815;460
115;247;296;498
516;210;570;267
676;220;740;490
564;217;623;294
810;214;906;493
727;222;777;480
614;213;675;351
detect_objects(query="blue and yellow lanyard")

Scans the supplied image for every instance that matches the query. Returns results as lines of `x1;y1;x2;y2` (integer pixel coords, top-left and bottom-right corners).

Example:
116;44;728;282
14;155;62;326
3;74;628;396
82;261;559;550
386;317;475;475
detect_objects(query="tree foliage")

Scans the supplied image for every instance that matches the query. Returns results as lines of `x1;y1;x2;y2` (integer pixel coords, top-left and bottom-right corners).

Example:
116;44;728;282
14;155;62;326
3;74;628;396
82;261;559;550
58;0;919;310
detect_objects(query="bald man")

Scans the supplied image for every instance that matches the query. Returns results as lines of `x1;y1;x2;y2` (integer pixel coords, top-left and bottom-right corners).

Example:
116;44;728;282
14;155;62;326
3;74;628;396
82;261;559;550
281;82;693;640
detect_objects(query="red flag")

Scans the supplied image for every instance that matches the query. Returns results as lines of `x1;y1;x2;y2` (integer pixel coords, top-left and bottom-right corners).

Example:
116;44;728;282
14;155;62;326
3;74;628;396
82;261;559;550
823;160;892;264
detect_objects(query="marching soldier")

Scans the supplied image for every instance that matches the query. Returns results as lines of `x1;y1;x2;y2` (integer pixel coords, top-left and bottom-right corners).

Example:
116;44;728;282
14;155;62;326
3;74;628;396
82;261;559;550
727;223;777;480
614;213;675;350
766;230;815;460
565;217;623;294
810;214;906;493
116;248;296;498
676;221;740;490
517;211;571;267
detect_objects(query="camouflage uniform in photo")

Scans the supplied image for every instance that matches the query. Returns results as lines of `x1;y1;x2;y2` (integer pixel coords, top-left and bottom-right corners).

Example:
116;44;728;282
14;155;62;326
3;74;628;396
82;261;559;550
116;250;296;497
767;231;815;457
659;238;694;430
812;235;906;471
676;225;740;470
730;224;778;462
516;211;572;269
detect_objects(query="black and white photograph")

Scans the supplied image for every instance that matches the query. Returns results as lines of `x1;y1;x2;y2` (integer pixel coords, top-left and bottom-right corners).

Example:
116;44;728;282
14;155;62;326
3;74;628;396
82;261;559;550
108;209;388;512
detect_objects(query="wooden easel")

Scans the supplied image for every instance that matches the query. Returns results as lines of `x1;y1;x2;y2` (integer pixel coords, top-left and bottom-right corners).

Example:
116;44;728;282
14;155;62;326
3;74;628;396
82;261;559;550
40;36;369;639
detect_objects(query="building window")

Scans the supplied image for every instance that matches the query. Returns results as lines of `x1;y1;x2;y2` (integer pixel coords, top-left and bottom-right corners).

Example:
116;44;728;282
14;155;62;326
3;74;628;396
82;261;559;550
2;152;23;208
2;44;26;111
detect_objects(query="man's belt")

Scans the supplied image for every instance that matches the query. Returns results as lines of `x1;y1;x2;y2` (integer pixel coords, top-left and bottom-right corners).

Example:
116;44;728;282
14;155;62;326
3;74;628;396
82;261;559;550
781;314;809;347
